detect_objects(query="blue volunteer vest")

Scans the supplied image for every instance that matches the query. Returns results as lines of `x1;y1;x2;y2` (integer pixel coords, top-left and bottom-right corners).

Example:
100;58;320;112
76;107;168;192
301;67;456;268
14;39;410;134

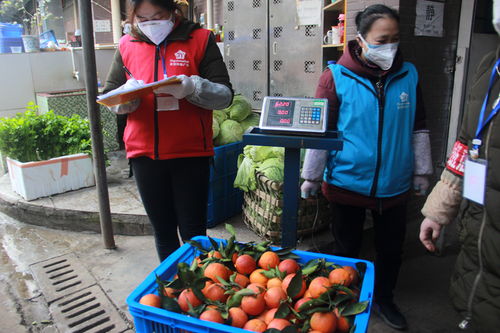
325;62;418;197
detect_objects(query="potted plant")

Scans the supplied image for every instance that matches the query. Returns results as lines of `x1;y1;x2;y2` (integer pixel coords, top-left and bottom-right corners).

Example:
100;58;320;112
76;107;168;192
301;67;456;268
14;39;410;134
0;0;57;52
0;102;95;201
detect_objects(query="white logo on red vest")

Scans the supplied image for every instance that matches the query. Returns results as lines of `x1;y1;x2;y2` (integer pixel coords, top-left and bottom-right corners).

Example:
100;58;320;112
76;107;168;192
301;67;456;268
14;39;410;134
175;50;186;60
170;50;190;67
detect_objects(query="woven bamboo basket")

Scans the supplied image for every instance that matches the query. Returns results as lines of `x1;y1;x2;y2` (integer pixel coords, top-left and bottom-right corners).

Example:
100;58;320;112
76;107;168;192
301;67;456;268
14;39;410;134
242;172;330;243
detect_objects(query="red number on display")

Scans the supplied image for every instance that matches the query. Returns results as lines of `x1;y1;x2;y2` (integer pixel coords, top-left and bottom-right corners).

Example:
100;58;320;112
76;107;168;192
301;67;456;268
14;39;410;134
277;110;289;115
279;119;291;124
274;101;290;107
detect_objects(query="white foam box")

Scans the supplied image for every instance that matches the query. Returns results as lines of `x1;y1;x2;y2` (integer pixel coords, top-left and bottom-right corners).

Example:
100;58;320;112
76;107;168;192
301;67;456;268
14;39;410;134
6;153;95;201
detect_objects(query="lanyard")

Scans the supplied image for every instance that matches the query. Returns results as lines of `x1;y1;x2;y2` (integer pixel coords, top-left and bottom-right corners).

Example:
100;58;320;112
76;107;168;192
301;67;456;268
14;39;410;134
471;58;500;156
159;40;168;79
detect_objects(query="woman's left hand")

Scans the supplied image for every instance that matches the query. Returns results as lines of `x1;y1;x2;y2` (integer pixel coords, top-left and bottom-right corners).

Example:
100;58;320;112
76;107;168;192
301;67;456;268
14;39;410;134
413;175;430;196
154;75;195;99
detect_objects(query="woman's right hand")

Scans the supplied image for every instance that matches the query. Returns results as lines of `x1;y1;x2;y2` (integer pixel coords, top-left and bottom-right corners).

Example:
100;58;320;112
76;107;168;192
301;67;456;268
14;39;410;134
301;180;321;199
419;218;443;252
108;99;141;114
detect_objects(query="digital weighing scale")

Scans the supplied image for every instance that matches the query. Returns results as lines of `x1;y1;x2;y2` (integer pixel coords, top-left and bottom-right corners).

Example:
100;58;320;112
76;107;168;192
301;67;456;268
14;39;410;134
259;97;328;135
244;97;343;248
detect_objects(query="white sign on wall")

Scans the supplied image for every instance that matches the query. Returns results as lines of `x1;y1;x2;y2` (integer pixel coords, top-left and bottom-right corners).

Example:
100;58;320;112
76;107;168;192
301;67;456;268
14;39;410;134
94;20;111;33
415;0;444;37
296;0;322;26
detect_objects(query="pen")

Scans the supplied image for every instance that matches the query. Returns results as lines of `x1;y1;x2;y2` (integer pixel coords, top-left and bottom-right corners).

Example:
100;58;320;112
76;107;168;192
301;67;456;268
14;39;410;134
122;66;136;80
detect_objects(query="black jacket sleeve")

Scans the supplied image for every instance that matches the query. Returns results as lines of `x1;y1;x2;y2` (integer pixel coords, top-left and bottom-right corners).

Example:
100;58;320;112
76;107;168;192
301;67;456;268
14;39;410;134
198;33;233;95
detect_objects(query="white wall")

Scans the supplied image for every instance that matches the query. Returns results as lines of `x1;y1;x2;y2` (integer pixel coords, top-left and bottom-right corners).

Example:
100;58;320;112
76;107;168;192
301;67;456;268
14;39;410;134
0;48;116;117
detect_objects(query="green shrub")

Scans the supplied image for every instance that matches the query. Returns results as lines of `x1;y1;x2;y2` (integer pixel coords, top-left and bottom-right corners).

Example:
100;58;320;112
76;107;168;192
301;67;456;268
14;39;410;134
0;102;92;162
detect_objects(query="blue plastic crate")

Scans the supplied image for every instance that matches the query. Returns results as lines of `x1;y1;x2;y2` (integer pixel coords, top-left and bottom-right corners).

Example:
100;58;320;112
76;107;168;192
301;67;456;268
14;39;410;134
39;30;58;48
127;236;374;333
0;23;23;38
207;142;244;228
0;37;23;53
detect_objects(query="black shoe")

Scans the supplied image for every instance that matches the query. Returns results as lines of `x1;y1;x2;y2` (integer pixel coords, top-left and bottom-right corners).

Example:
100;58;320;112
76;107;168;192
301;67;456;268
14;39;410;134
374;301;408;330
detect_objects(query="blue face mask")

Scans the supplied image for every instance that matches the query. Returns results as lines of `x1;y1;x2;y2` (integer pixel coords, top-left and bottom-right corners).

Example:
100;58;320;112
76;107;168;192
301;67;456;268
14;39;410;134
358;34;399;70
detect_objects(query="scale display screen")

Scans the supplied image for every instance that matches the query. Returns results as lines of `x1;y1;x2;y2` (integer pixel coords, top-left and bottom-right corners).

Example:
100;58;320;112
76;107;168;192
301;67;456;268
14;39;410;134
259;97;328;134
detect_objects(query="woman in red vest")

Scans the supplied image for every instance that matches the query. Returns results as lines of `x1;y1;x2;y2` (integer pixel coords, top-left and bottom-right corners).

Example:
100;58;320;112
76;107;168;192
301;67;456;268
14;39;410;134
103;0;233;261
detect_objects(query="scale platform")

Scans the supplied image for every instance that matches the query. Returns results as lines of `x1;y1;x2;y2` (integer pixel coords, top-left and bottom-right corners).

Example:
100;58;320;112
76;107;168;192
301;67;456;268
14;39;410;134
244;127;343;150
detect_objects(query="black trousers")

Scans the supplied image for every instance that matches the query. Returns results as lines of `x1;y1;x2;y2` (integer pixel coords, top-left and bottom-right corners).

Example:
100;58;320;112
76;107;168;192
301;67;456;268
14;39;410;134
130;156;210;261
330;202;407;303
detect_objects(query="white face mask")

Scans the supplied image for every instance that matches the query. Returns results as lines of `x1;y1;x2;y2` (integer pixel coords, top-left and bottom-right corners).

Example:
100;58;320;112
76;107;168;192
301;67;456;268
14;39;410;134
493;0;500;35
358;34;399;70
137;19;174;45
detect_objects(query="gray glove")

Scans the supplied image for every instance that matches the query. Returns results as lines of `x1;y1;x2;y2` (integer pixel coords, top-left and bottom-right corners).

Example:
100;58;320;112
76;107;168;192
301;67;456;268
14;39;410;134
413;130;433;175
301;149;328;180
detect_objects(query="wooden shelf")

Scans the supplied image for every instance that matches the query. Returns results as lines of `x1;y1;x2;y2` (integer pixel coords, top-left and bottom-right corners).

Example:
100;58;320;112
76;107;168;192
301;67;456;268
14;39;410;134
324;0;344;12
322;43;344;49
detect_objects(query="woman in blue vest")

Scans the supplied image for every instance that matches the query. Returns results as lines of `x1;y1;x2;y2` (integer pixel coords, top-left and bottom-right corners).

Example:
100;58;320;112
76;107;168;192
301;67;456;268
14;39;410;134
301;5;432;330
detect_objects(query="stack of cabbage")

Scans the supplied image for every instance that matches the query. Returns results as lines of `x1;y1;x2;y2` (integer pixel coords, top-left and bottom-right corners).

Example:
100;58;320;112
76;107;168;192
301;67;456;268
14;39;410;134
213;95;260;146
234;145;285;192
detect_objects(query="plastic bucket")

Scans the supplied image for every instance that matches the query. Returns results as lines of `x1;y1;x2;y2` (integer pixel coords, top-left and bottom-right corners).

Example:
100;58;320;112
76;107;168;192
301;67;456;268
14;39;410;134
22;35;40;53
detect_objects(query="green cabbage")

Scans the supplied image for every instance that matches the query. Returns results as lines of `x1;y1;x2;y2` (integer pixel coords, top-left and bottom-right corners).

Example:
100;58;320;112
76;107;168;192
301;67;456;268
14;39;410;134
233;155;257;192
212;118;220;139
214;119;243;146
239;112;260;132
234;145;285;191
226;95;253;122
243;145;284;162
256;157;284;182
212;110;227;125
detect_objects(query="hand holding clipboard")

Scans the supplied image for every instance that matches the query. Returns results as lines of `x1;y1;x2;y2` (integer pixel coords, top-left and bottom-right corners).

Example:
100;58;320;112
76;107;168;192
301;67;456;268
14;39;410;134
97;76;182;107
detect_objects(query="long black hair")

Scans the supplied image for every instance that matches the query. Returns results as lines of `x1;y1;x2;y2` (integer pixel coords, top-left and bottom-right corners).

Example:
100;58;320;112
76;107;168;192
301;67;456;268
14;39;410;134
355;4;400;37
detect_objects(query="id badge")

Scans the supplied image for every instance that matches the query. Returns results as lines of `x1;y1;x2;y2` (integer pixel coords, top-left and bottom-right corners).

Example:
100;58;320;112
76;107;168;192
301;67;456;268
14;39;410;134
156;95;179;111
463;158;487;205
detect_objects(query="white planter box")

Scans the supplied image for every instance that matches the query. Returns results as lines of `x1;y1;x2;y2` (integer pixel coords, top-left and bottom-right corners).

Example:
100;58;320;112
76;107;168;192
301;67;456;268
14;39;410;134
6;153;95;201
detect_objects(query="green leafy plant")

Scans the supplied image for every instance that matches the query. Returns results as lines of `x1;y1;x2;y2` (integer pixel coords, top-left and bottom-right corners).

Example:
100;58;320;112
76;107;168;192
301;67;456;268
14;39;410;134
0;102;92;162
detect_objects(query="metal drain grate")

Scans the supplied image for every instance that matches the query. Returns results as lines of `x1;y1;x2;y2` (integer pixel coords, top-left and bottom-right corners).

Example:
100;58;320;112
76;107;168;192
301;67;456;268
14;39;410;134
49;285;130;333
30;253;97;304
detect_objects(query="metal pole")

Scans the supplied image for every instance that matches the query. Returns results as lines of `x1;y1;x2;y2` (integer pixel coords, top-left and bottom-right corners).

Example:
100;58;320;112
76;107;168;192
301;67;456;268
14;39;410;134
110;0;122;43
188;1;194;21
281;148;301;248
206;0;214;29
73;0;79;30
79;0;116;249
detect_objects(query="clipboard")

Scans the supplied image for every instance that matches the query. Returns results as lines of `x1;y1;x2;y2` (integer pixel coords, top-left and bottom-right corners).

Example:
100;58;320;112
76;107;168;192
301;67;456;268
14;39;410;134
97;76;182;107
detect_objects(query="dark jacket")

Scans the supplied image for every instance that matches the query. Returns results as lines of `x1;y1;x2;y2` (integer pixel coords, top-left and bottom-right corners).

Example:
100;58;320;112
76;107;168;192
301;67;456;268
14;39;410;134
450;46;500;331
318;40;426;211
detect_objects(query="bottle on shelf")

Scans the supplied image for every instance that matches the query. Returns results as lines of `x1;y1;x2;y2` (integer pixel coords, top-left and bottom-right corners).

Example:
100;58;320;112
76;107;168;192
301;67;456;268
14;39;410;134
338;13;345;44
214;24;222;43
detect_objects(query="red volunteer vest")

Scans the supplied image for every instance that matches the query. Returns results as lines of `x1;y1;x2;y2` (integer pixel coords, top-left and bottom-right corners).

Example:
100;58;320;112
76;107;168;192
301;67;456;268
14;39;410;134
119;28;213;160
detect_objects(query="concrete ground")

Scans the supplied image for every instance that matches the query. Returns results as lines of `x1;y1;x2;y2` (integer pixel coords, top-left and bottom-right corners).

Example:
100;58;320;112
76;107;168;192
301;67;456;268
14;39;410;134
0;174;464;332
